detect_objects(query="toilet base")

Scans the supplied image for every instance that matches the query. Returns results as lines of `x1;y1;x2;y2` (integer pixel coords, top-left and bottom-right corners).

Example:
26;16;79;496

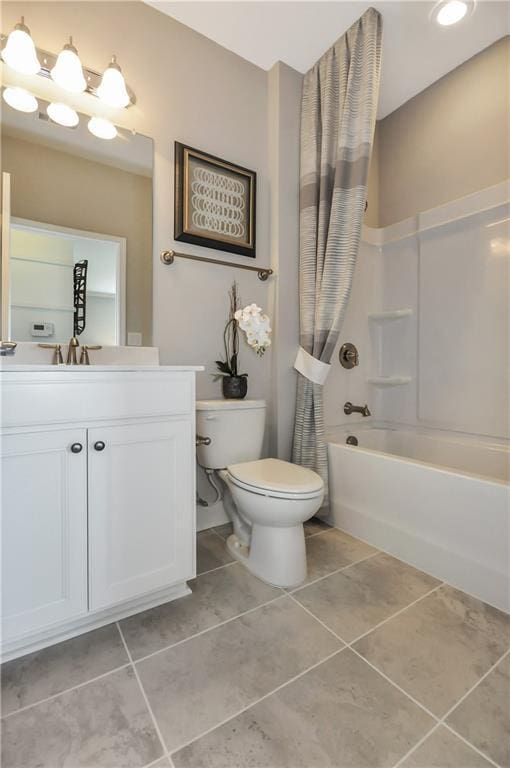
226;523;307;588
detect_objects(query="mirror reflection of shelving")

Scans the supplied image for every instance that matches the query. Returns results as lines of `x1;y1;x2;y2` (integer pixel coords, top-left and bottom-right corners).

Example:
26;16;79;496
9;220;125;346
367;308;414;387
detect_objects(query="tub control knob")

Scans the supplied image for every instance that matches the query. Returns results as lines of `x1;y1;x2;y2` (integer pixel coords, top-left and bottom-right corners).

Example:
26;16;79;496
339;342;359;369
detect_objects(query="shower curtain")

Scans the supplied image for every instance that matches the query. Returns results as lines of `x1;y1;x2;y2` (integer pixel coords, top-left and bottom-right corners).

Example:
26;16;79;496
292;7;382;498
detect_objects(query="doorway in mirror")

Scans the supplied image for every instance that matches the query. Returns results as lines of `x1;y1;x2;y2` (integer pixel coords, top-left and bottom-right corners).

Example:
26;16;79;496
10;219;125;347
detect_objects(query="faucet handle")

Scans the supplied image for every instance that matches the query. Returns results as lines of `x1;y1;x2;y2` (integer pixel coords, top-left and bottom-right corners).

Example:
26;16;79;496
38;343;63;365
79;345;102;365
0;341;17;357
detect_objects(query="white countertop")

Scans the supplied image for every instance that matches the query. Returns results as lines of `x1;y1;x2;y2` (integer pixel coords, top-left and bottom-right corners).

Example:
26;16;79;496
0;365;205;373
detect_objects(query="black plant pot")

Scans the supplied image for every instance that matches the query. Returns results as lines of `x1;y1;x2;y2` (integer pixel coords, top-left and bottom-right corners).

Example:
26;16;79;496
222;376;248;399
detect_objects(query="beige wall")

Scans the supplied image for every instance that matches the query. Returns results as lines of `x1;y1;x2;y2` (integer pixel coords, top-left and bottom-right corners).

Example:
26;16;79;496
268;62;302;461
2;134;152;344
375;36;509;227
365;128;379;228
1;1;274;406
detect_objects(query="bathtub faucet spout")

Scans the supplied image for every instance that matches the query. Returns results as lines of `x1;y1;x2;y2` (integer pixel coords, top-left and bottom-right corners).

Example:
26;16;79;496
344;402;371;417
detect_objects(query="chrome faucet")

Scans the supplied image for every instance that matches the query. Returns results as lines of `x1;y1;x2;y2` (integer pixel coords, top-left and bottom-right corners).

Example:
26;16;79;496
344;401;371;417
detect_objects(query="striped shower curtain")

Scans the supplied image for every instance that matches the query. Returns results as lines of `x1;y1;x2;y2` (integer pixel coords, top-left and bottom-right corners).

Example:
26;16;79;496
292;8;382;498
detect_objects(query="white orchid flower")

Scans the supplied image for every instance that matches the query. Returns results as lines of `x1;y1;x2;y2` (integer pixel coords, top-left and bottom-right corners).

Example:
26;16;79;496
235;303;272;356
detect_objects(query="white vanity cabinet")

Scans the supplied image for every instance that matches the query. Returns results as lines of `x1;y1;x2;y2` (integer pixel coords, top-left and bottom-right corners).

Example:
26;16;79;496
2;428;89;641
88;419;193;610
0;366;200;660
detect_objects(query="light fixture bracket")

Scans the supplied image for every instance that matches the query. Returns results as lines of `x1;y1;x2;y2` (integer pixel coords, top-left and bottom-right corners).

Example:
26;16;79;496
0;34;136;107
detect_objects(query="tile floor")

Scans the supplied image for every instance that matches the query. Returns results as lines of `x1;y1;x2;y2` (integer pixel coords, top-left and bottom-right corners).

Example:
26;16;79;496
1;520;509;768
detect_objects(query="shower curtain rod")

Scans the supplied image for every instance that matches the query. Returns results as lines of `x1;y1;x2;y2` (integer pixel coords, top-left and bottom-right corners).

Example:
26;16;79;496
160;249;274;281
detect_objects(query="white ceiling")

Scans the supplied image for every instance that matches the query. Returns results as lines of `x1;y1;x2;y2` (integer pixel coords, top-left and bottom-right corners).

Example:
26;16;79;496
146;1;509;117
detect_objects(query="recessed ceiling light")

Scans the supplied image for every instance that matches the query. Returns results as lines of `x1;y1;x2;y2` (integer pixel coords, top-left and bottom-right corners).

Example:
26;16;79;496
47;102;79;128
432;0;474;26
2;86;38;113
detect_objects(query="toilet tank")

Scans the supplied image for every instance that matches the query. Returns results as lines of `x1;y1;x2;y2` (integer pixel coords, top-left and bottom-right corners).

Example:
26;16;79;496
196;399;266;469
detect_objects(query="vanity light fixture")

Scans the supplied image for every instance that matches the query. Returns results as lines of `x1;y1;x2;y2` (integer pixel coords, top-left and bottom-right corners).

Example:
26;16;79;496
431;0;474;26
87;116;117;140
2;86;38;113
97;56;130;108
51;37;86;93
47;102;80;128
1;16;40;74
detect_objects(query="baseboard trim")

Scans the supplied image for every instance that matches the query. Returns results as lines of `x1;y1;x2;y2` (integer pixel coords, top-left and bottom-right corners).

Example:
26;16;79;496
1;581;191;662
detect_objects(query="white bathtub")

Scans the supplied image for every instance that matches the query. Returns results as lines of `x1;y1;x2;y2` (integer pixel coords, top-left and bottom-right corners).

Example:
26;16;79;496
327;426;509;612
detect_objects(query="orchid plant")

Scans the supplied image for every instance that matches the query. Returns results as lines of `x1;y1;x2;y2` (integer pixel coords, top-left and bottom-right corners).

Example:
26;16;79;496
215;282;271;381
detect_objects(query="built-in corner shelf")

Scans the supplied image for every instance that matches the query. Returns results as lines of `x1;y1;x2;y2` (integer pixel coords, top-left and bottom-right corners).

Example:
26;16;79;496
368;308;413;322
367;376;412;387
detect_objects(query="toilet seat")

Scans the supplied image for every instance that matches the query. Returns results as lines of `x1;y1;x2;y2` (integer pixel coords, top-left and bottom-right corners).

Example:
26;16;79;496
227;458;323;500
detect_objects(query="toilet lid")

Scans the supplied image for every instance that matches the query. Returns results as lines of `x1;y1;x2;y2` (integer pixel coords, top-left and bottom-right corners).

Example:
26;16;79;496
227;458;324;496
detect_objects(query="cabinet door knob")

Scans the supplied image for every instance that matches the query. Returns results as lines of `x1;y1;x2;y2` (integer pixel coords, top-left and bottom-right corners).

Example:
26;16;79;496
94;441;106;452
70;443;83;453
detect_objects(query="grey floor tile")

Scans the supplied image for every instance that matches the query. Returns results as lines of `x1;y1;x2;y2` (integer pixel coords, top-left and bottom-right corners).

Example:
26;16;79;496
299;528;377;586
137;596;341;752
304;517;332;537
212;523;233;540
120;563;281;659
293;553;440;642
172;648;433;768
401;726;493;768
1;666;162;768
1;623;128;716
446;652;510;767
354;585;510;717
196;530;234;574
151;760;172;768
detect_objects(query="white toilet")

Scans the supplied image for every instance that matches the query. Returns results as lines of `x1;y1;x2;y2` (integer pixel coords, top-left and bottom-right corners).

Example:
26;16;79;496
196;399;324;588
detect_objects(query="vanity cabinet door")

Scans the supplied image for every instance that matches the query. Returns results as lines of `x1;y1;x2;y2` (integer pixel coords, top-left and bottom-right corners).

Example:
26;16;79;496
1;429;88;642
88;419;194;611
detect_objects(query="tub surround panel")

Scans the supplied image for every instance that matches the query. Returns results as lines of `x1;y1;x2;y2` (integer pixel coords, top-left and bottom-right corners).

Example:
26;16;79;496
418;204;509;438
325;181;510;444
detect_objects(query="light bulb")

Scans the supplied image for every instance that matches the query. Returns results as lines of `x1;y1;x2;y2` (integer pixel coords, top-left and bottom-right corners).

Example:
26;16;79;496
51;37;86;93
88;116;117;140
47;102;79;128
97;56;130;108
2;86;38;113
1;17;40;75
435;0;468;25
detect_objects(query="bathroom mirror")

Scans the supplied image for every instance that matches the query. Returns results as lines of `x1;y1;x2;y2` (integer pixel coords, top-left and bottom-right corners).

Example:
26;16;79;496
1;105;153;346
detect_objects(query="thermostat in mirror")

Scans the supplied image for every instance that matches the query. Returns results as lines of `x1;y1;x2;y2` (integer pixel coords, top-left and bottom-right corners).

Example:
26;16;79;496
31;321;55;338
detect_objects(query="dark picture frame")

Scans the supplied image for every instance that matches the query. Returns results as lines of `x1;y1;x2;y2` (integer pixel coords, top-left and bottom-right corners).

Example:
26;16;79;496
174;142;256;258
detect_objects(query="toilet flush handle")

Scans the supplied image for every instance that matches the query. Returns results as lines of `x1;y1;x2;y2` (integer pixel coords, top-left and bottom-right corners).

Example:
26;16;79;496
196;435;212;446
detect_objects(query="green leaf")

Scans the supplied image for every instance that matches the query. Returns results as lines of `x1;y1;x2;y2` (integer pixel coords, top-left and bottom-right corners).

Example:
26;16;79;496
215;360;232;375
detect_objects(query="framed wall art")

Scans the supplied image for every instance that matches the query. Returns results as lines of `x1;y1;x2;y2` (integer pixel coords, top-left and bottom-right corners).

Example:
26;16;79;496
174;142;256;258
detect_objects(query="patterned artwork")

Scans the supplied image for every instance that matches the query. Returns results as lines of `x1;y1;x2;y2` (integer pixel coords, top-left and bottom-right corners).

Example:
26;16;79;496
190;166;246;240
174;142;256;258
